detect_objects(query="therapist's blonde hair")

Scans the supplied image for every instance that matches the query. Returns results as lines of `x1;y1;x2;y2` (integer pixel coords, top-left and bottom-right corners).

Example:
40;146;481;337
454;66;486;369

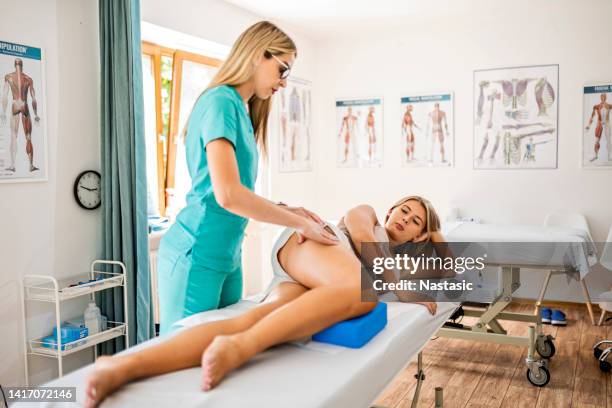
385;196;441;241
185;21;297;156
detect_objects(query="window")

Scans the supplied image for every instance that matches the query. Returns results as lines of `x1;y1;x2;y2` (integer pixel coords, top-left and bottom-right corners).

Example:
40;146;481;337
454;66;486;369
141;42;221;217
167;51;222;213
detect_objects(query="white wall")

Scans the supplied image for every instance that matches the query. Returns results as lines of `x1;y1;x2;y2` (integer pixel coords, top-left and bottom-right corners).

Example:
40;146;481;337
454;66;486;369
0;0;100;387
310;0;612;301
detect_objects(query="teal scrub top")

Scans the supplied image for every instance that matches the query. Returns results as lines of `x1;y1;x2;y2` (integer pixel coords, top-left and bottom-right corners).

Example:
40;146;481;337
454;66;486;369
165;85;259;270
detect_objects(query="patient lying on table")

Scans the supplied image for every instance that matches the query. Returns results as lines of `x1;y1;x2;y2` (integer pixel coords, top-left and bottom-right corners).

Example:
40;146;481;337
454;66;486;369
84;195;450;407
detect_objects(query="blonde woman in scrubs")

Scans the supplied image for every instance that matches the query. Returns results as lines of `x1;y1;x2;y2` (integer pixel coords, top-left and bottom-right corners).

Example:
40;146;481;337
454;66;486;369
157;21;339;335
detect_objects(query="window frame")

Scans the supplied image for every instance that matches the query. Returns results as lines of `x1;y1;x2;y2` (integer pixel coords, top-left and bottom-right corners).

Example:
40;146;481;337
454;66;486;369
141;42;222;215
166;50;223;195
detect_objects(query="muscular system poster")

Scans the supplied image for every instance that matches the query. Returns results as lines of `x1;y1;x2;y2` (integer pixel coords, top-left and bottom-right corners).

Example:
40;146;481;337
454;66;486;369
0;40;47;182
275;77;313;173
583;84;612;168
336;97;383;168
473;64;558;169
400;92;454;167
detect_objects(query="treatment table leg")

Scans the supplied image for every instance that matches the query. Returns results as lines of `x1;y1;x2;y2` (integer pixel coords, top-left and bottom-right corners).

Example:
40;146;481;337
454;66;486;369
581;279;596;325
534;270;552;315
410;352;425;408
435;387;443;408
370;351;442;408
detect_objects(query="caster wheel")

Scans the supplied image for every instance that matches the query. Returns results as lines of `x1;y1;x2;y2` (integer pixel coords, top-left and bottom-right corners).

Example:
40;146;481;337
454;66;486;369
600;360;612;372
595;346;603;359
537;339;556;359
526;366;550;387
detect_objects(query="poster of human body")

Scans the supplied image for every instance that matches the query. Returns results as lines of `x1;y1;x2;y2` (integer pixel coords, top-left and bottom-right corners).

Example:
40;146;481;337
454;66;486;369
276;77;312;172
473;64;558;169
583;84;612;168
400;92;453;167
336;97;383;168
0;40;47;182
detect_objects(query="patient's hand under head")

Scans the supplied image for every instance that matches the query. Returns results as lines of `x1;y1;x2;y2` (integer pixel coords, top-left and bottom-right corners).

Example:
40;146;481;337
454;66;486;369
383;196;441;245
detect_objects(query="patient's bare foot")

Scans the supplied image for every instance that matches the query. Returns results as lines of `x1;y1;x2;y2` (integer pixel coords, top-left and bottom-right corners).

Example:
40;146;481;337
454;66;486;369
84;356;133;407
201;334;255;391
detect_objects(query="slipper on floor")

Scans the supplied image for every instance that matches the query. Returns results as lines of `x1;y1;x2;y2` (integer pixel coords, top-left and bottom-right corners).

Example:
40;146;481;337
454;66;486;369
540;307;552;324
551;310;567;326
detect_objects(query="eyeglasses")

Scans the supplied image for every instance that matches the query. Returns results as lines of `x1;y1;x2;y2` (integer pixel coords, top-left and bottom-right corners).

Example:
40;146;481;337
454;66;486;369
271;54;291;80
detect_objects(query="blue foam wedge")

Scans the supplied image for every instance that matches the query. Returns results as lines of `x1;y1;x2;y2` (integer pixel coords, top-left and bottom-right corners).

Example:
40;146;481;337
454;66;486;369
312;302;387;348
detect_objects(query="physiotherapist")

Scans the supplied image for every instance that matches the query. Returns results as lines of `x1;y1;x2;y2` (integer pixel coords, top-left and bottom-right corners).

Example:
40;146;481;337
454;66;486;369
157;21;339;334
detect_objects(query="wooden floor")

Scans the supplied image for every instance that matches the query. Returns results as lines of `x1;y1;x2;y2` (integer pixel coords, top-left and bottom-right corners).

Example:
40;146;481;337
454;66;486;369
373;303;611;408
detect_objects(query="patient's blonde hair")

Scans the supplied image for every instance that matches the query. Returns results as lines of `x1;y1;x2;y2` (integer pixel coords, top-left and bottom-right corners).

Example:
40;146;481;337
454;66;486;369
184;21;297;156
384;195;441;241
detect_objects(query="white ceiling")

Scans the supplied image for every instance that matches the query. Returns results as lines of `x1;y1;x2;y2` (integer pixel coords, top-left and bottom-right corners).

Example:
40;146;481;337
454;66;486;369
225;0;485;40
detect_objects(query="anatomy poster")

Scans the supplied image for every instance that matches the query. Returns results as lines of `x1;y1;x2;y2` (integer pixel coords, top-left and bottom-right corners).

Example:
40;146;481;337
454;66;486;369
583;84;612;168
400;92;453;167
0;40;47;182
275;77;312;173
473;64;558;169
336;97;383;168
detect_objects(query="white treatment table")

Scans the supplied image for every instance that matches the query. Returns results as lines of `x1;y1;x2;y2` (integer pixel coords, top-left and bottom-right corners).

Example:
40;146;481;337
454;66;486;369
437;221;598;387
14;298;457;408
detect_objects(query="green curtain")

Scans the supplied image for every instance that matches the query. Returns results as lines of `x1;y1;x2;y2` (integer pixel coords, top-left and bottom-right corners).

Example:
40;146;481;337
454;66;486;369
98;0;153;353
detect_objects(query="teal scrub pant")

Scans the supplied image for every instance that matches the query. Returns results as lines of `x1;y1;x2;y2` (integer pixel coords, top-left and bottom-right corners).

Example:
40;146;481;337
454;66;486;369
157;242;242;335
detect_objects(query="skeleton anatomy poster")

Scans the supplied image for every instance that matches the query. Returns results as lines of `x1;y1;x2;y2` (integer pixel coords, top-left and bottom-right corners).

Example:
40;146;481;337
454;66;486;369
0;40;47;182
276;77;312;173
473;64;558;169
336;97;383;168
400;92;453;167
583;84;612;168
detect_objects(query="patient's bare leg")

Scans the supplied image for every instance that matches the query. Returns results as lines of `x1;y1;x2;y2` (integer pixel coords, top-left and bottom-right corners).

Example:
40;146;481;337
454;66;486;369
83;282;307;408
200;233;378;391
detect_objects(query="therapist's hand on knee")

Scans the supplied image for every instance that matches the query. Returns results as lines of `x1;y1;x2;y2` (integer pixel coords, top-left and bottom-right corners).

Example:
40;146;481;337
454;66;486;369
296;218;339;245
